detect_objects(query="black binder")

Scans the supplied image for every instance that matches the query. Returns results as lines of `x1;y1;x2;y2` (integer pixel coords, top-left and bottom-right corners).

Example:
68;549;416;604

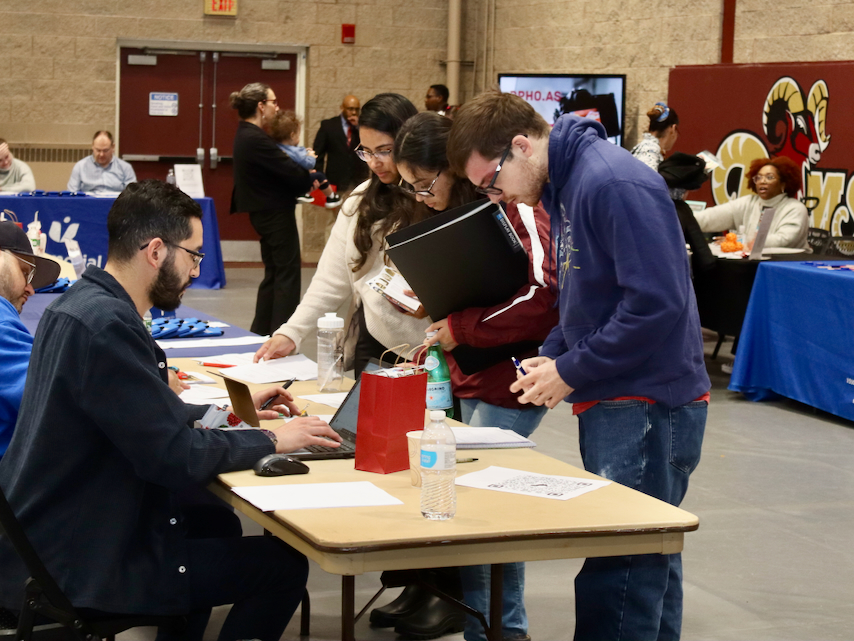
385;199;541;374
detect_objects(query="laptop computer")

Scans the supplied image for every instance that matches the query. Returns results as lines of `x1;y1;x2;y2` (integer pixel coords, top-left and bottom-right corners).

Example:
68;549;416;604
221;360;381;461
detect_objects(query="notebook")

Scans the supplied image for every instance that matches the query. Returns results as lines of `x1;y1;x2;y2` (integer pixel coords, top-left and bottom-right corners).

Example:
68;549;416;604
222;361;381;461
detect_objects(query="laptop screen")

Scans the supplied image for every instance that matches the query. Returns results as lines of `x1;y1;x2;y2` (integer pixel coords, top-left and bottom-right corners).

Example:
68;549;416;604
328;360;382;438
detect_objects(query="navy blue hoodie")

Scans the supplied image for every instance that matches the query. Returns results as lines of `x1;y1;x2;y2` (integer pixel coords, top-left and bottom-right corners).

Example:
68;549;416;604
540;116;709;407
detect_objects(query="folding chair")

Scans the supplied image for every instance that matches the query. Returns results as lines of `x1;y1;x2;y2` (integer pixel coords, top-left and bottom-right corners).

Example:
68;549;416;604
0;483;184;641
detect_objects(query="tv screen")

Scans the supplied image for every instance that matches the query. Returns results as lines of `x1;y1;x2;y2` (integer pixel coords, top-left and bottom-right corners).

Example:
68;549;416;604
498;73;626;146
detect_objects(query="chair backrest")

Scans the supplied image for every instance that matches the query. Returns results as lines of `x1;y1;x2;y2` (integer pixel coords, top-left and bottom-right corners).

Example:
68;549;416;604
826;235;854;258
0;483;77;617
807;227;831;254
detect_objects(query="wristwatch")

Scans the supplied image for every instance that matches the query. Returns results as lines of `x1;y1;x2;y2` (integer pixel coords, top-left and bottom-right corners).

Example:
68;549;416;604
260;429;278;447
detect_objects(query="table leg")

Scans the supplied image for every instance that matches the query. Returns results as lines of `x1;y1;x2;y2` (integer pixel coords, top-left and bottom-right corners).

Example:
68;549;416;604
489;563;504;641
342;575;355;641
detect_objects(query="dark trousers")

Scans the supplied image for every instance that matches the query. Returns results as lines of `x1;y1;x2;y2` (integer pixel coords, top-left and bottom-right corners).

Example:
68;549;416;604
249;209;301;336
155;536;308;641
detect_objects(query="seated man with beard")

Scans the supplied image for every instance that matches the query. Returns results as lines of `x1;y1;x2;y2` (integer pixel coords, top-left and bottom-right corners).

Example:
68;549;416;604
0;180;341;641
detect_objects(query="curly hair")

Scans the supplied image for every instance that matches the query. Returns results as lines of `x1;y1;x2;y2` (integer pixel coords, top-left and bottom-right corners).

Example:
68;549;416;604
746;156;801;198
269;111;300;144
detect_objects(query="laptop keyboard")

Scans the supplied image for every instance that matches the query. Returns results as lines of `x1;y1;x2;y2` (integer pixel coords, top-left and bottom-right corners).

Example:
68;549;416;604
304;440;355;454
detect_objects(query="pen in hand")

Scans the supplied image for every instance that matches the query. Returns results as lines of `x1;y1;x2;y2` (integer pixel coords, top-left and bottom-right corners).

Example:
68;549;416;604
511;356;527;376
259;379;296;411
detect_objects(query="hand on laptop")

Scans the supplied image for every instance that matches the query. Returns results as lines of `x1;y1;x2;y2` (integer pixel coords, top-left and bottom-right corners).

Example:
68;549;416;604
253;386;300;420
271;418;343;454
254;335;297;363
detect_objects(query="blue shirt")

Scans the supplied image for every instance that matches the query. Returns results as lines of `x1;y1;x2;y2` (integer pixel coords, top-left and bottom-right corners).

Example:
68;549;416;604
277;143;316;170
0;297;32;458
67;155;137;193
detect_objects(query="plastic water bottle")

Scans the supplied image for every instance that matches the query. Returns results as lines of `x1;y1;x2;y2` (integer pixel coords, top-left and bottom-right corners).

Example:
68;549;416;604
166;168;176;185
424;331;453;417
317;312;344;392
143;310;153;334
27;217;42;255
420;410;456;520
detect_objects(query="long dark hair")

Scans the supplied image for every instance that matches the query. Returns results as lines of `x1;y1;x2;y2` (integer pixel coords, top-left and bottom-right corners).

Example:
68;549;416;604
394;112;479;210
351;93;422;272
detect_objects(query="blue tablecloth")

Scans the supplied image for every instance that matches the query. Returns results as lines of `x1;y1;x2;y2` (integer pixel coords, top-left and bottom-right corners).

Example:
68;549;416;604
729;261;854;420
0;195;226;289
21;294;259;359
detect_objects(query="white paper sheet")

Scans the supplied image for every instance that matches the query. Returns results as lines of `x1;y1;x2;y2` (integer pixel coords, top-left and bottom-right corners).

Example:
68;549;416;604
232;481;403;511
455;466;610;501
450;427;536;449
223;354;318;383
194;352;257;367
179;386;230;404
297;392;349;409
157;335;269;350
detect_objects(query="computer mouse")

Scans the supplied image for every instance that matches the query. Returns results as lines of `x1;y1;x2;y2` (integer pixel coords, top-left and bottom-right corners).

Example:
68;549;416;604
253;454;310;477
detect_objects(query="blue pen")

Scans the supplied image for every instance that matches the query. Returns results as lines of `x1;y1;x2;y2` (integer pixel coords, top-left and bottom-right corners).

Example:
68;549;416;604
511;356;527;376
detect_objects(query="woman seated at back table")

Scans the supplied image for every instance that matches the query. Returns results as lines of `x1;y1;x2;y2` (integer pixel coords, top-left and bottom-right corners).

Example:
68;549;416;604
694;156;810;251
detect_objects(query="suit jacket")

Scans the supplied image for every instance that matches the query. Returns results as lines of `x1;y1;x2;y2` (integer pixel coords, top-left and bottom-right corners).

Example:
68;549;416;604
312;115;367;192
230;120;313;214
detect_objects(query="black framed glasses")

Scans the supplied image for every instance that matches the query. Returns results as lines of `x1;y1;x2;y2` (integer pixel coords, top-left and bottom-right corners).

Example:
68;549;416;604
355;147;393;162
398;171;441;198
475;145;512;196
139;241;205;268
7;251;36;285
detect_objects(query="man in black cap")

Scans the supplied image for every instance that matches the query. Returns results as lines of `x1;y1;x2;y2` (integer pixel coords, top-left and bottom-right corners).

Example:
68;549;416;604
0;220;60;458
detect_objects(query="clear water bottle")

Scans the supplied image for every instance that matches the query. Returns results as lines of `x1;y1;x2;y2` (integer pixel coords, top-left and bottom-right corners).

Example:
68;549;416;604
166;168;176;185
420;410;456;520
317;312;344;391
424;331;453;417
143;310;153;334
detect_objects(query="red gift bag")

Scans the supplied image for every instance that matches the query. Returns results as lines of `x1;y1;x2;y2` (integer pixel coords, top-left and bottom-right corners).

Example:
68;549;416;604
355;369;427;474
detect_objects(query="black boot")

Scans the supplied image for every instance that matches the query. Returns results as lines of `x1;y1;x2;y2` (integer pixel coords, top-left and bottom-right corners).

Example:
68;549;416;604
392;593;466;640
370;583;431;628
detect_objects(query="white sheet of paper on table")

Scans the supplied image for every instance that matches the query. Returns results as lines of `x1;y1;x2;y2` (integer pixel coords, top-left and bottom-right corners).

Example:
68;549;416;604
233;481;404;511
450;427;536;449
157;335;269;350
297;392;349;409
194;352;258;367
224;354;318;383
455;466;610;501
179;386;230;404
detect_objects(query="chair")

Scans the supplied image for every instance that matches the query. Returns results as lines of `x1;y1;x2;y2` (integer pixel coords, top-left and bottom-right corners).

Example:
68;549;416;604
825;236;854;258
806;227;831;254
0;483;184;641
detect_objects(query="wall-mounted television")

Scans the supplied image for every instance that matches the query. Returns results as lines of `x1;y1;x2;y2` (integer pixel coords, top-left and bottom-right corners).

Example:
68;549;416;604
498;73;627;147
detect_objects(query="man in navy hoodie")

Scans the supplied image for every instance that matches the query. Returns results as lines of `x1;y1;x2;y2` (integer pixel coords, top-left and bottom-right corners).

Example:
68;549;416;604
448;90;709;641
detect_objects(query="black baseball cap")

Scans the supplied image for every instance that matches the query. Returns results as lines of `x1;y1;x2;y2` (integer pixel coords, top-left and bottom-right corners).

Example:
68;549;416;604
0;221;61;289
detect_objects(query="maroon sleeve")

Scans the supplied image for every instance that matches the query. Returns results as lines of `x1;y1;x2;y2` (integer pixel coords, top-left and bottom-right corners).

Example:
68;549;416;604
448;202;559;348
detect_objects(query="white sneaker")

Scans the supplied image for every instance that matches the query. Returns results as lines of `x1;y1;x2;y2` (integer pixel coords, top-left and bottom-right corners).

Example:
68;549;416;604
325;193;342;209
721;361;734;374
297;193;314;204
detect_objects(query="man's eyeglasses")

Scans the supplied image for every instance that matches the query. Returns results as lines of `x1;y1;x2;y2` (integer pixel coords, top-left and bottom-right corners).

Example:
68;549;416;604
752;173;778;184
476;146;512;196
139;241;205;268
8;251;36;285
398;171;441;198
356;148;393;162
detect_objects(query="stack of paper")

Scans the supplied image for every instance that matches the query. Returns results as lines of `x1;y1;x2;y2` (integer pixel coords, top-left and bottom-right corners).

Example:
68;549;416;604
450;427;536;450
224;354;318;383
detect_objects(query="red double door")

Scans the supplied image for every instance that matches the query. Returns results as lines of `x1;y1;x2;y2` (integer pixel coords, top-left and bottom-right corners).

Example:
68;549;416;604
119;47;298;240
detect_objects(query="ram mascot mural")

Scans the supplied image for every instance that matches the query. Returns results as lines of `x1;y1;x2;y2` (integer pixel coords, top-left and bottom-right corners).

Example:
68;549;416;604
711;76;851;234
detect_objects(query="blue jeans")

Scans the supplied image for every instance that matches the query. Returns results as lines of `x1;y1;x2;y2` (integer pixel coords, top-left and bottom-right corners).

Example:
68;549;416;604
574;399;706;641
458;399;547;641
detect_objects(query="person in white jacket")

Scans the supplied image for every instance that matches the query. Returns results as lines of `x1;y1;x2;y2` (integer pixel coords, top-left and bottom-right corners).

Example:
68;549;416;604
694;156;810;251
253;94;430;374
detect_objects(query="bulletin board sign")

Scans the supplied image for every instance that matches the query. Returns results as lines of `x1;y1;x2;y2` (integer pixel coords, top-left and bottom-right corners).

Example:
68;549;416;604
205;0;237;16
669;61;854;235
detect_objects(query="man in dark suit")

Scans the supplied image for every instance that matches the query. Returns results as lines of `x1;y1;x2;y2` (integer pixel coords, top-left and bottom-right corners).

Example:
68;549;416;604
312;94;368;194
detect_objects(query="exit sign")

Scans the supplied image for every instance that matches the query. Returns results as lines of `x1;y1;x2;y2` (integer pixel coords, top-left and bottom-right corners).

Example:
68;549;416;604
205;0;237;16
